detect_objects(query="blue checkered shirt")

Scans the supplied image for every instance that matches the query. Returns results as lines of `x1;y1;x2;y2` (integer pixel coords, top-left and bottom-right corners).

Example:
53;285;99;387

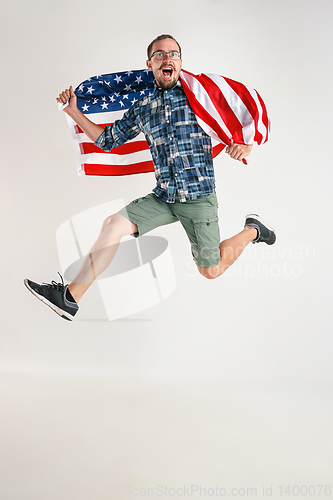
95;81;215;203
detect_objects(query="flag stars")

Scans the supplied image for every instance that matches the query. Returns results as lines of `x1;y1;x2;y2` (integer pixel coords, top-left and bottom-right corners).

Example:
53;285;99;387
76;70;156;114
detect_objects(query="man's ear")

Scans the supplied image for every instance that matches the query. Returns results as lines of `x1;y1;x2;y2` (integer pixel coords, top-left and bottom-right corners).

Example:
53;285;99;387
146;59;152;71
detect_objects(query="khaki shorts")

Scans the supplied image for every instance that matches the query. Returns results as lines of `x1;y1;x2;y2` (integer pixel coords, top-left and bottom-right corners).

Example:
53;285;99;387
118;191;221;268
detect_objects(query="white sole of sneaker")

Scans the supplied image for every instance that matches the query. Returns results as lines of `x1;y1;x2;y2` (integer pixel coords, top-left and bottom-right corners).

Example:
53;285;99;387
24;279;74;321
245;214;276;234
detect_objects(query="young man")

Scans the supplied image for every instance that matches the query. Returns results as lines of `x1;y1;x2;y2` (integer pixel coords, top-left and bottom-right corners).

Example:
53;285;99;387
24;34;276;321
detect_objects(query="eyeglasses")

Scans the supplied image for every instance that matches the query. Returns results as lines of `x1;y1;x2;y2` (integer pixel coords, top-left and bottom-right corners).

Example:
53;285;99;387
149;50;181;61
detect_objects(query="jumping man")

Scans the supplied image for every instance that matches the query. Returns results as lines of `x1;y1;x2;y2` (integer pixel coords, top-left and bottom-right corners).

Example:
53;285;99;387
24;34;276;320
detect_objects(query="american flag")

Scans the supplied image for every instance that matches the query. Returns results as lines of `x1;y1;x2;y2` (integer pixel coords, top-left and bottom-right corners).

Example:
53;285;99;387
65;69;270;176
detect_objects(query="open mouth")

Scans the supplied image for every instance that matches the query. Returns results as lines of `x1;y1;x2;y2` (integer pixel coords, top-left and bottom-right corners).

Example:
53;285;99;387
161;67;174;80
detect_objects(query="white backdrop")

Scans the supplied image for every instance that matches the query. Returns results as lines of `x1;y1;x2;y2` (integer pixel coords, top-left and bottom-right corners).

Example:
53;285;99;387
1;0;332;498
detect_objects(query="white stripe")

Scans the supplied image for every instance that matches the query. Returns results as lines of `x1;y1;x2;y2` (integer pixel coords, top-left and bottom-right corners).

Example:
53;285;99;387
74;131;147;145
206;73;256;144
81;149;152;166
79;109;127;124
180;71;232;141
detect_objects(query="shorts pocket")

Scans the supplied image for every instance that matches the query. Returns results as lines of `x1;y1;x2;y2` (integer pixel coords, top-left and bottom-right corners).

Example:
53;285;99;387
191;216;221;268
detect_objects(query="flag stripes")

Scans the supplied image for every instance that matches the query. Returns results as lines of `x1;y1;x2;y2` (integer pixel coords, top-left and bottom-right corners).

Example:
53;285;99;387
83;161;155;177
179;69;270;151
79;141;150;156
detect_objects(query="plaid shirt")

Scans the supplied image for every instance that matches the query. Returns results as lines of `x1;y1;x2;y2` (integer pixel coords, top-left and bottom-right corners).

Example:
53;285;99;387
95;81;215;203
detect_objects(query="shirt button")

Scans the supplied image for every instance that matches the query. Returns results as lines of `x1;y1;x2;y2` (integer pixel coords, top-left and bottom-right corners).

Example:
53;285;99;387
167;120;170;123
169;137;172;140
175;173;178;176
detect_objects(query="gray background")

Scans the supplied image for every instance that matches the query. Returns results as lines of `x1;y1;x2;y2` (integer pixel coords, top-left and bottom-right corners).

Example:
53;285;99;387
1;0;332;498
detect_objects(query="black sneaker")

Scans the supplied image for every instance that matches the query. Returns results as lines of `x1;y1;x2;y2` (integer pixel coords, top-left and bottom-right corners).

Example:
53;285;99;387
245;214;276;245
24;273;78;321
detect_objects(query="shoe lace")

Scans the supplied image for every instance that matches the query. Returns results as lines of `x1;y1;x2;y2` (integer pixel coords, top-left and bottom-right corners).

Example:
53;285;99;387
42;272;65;291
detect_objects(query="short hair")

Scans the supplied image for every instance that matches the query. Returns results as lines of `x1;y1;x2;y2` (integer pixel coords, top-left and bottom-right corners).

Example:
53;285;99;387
147;34;182;59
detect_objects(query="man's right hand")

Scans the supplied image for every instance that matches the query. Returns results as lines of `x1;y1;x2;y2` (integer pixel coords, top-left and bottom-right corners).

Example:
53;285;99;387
56;86;77;114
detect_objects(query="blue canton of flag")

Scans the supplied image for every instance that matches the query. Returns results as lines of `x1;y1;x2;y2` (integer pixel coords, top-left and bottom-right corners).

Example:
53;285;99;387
75;69;155;114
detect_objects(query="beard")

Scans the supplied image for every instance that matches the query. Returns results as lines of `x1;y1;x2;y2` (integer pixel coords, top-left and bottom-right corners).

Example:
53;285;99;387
155;75;178;89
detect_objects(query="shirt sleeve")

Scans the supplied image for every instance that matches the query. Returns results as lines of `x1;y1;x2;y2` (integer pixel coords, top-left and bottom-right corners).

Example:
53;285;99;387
94;105;142;151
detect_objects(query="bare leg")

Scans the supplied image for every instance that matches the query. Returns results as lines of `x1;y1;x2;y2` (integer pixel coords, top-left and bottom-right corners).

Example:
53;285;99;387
68;214;138;302
197;227;257;279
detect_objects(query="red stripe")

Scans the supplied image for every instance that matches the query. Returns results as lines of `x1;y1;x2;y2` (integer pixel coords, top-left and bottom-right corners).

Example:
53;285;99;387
83;160;155;176
79;140;150;155
180;74;231;145
212;143;225;158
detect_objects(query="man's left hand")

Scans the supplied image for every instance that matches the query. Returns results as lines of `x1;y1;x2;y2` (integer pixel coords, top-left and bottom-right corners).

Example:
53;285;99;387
225;143;253;161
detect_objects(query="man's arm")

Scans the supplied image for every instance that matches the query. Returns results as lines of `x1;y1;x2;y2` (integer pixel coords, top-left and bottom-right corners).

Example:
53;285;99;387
225;143;253;161
56;86;104;142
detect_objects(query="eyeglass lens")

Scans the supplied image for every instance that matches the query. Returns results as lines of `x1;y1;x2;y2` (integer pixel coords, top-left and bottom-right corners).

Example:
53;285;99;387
152;51;181;60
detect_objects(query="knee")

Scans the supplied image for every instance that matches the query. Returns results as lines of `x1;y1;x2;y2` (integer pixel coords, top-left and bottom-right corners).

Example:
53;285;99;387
197;265;221;280
101;213;123;236
101;213;136;239
102;213;117;229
